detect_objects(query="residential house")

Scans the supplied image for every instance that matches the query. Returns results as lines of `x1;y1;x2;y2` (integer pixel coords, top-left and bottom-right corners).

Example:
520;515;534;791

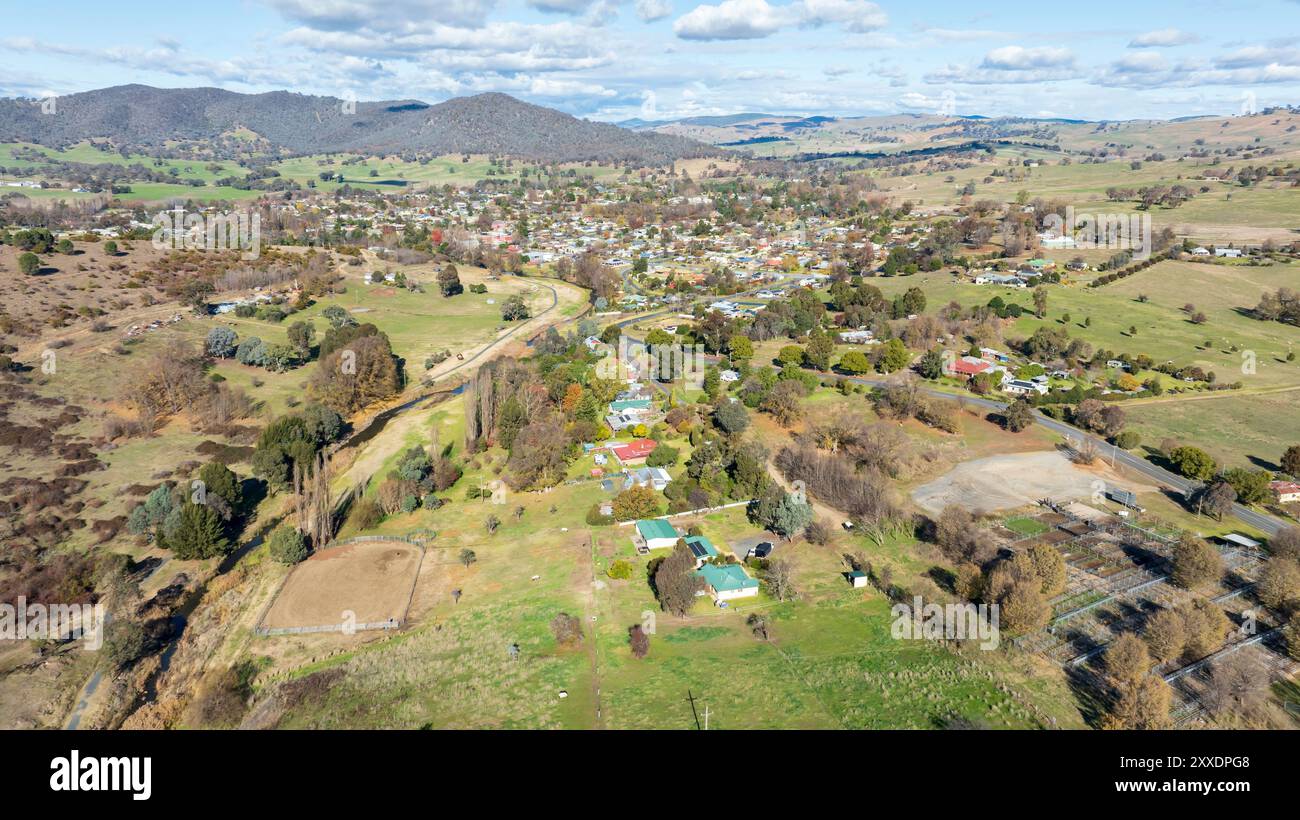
1270;481;1300;504
623;467;672;492
695;563;760;602
613;438;658;465
948;356;993;378
1002;378;1048;396
974;273;1028;287
609;399;653;415
605;412;643;433
838;329;876;344
684;535;720;567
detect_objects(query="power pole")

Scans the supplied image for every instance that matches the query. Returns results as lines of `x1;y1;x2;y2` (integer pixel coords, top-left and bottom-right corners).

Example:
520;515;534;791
702;703;710;731
686;689;701;730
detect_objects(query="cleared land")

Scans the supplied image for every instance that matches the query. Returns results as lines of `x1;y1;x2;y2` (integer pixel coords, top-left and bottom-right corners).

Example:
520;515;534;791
261;540;422;629
912;450;1143;515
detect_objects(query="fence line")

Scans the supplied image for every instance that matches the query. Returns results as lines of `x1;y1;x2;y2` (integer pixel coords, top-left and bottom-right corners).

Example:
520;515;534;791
253;533;431;638
255;619;401;637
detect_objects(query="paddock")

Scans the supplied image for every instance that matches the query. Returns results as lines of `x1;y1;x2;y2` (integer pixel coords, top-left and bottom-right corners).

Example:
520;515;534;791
259;539;423;634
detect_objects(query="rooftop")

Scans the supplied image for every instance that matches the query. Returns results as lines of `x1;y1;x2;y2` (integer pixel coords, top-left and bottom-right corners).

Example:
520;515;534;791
695;563;759;593
636;519;678;541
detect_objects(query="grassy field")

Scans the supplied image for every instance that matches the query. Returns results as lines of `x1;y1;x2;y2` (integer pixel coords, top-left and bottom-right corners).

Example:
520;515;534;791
1;142;628;203
1123;391;1300;471
870;261;1300;391
241;384;1093;729
262;478;1085;728
862;261;1300;474
868;138;1300;239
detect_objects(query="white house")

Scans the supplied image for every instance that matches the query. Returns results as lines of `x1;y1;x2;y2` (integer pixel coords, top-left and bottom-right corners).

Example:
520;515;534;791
1003;378;1048;396
838;329;876;344
634;519;679;551
623;467;672;492
695;563;759;602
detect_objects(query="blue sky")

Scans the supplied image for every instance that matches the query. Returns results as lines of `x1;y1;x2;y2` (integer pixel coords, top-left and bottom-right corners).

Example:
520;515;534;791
2;0;1298;121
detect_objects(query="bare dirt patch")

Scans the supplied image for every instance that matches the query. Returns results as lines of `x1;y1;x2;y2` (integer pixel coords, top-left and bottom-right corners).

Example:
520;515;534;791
911;450;1141;515
261;540;422;629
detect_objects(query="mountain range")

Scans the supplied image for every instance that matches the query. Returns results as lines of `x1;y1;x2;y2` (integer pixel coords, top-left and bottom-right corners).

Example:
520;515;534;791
0;85;719;165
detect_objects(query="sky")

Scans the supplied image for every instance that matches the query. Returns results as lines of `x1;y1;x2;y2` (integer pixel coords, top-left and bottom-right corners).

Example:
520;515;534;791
2;0;1299;122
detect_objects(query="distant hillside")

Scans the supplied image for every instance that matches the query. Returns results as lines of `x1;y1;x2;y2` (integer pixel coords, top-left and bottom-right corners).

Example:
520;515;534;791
0;85;720;165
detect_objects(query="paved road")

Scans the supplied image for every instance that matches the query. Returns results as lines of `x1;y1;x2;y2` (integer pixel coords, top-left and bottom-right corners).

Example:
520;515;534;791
614;303;1289;537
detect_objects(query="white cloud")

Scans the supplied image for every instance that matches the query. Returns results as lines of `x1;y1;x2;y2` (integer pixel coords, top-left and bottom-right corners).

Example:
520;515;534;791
673;0;885;41
1129;28;1199;48
1094;45;1300;89
635;0;673;21
265;0;500;31
897;90;955;112
1216;45;1300;68
1111;52;1169;73
798;0;887;33
980;45;1074;70
528;0;597;11
673;0;790;40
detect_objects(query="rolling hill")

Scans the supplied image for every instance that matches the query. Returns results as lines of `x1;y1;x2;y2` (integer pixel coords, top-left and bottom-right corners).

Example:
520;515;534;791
0;85;719;165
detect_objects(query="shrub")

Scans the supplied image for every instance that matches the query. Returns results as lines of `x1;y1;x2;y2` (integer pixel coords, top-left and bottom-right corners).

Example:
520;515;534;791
349;498;382;530
628;624;650;658
607;559;634;580
268;526;308;564
550;612;583;646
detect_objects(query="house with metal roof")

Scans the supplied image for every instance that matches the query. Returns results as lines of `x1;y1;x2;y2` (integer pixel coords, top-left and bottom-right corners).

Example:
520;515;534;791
623;467;672;492
634;519;679;550
683;535;719;566
695;563;759;602
609;399;653;414
613;438;658;464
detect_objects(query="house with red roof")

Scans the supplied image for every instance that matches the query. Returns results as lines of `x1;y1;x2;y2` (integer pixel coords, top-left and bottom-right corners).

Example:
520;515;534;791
947;356;994;378
1270;481;1300;504
613;438;657;465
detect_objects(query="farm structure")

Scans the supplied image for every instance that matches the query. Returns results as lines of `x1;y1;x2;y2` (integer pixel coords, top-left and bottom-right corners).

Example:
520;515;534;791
1008;507;1298;727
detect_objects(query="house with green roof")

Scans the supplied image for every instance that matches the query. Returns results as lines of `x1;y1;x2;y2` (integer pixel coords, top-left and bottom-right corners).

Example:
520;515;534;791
695;563;759;602
609;399;653;414
634;519;679;551
683;535;718;566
